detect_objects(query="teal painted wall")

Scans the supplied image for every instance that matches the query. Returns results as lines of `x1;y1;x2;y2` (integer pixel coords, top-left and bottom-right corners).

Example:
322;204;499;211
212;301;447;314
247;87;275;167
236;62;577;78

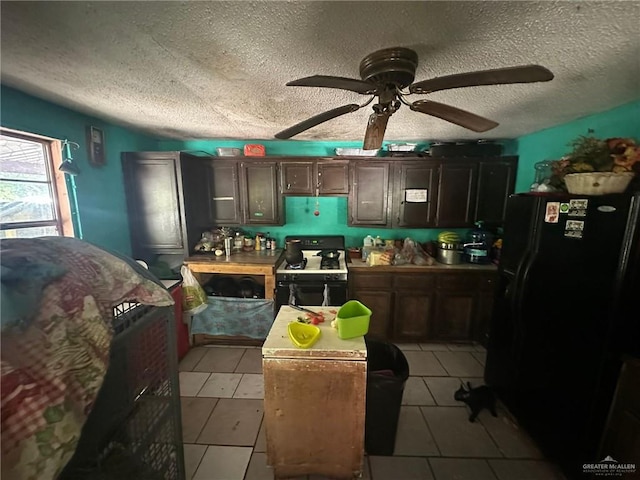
1;85;161;255
246;196;466;249
513;100;640;192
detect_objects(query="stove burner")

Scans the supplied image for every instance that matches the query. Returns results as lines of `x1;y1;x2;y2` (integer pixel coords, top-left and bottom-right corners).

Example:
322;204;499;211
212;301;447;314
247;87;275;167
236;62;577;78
285;258;307;270
321;258;340;270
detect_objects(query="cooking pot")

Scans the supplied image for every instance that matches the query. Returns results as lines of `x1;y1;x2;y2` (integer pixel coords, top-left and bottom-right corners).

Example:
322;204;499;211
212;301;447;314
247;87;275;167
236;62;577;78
285;239;304;265
316;249;341;259
436;242;463;265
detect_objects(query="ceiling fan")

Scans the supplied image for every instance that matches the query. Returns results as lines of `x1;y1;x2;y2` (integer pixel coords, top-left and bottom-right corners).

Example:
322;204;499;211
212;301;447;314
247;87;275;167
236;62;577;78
274;47;554;149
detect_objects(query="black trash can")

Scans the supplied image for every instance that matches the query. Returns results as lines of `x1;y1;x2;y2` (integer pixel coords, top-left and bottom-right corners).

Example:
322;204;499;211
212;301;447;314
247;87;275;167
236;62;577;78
364;337;410;456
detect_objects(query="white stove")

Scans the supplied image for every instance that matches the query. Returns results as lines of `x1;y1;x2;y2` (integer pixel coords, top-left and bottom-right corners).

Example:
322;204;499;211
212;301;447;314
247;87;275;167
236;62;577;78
276;250;348;281
275;236;349;309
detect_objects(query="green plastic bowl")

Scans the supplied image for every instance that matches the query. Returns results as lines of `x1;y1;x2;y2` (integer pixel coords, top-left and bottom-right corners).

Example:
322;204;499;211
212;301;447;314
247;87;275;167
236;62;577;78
336;300;371;339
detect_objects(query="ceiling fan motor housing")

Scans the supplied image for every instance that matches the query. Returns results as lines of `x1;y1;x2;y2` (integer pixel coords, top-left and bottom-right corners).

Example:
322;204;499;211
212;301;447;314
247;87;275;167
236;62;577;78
359;47;418;89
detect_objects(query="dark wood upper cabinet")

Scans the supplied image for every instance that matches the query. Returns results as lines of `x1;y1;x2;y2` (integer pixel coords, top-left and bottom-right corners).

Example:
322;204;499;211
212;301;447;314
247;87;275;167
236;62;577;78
435;160;478;227
474;157;517;227
317;161;349;194
393;161;439;228
281;161;314;194
121;151;204;261
281;159;349;195
348;161;390;226
239;161;283;225
203;159;242;225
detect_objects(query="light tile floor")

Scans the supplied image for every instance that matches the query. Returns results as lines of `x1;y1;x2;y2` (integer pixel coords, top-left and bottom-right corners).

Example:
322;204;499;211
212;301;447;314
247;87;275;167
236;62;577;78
178;343;566;480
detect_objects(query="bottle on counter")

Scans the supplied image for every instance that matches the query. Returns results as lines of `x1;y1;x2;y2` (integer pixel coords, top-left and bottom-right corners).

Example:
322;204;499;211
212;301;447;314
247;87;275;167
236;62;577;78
362;235;374;262
255;234;261;251
234;232;244;251
265;232;271;250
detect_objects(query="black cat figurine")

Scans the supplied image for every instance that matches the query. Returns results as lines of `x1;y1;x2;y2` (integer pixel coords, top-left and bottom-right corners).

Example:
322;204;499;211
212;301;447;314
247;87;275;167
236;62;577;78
454;381;498;422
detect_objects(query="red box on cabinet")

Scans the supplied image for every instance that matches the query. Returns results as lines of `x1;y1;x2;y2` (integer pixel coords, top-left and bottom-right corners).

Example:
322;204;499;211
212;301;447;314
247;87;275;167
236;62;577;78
244;144;265;156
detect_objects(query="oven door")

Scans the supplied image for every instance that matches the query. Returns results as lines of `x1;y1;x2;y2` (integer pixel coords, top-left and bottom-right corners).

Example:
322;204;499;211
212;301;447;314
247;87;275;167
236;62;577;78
276;280;347;310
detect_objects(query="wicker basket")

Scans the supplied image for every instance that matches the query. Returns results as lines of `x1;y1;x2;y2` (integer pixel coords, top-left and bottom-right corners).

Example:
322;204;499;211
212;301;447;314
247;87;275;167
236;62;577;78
564;172;635;195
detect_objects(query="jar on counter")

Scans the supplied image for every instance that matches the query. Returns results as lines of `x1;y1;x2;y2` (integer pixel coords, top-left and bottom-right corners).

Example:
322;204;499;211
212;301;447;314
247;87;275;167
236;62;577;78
463;221;492;264
530;160;558;193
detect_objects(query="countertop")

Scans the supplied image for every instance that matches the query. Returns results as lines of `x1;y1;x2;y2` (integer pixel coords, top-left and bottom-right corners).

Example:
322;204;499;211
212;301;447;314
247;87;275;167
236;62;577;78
262;306;367;360
347;260;498;272
185;249;284;267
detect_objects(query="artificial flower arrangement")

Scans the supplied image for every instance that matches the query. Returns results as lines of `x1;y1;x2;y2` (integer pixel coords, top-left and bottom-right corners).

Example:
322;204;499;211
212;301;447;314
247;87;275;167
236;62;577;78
550;133;640;193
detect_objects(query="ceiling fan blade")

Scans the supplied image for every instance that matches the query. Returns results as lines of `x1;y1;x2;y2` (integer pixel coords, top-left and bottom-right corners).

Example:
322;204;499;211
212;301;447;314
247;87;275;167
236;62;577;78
409;65;554;94
363;112;390;150
410;100;499;132
275;104;360;139
287;75;377;94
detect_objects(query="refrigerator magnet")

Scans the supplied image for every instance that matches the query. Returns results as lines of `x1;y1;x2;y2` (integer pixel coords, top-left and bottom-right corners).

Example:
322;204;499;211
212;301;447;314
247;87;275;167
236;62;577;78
566;220;585;231
560;203;570;214
568;198;588;217
564;219;585;239
545;202;560;223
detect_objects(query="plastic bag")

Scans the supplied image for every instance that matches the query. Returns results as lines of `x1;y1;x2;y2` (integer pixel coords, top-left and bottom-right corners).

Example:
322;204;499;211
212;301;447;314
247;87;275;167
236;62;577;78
180;265;208;315
399;238;435;266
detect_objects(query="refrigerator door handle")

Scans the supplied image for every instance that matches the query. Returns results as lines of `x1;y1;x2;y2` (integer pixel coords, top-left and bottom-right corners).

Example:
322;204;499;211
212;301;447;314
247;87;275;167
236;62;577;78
511;249;536;365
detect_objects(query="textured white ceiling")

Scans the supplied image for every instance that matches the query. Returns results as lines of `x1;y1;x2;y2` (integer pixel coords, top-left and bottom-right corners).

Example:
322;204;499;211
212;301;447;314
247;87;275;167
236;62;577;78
1;1;639;143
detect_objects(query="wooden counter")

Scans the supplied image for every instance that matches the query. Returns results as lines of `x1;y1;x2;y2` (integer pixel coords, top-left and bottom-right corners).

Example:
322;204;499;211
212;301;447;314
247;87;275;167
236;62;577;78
184;249;284;300
347;260;498;272
263;306;366;479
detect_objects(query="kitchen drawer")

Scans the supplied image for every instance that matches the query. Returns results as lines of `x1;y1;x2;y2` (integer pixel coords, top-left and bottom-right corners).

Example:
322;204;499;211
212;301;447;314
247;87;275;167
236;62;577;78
436;273;478;290
394;274;435;290
350;273;392;290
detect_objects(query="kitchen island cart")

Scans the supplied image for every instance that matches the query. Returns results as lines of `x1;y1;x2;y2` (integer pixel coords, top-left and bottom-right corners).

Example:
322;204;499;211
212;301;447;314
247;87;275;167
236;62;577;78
262;306;366;479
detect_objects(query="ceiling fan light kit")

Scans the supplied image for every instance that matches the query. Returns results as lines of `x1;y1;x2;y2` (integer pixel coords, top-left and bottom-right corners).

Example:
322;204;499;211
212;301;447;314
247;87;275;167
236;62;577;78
275;47;554;149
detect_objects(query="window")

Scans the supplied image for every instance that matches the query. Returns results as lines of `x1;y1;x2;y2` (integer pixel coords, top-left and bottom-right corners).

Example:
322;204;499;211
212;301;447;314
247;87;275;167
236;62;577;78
0;128;74;238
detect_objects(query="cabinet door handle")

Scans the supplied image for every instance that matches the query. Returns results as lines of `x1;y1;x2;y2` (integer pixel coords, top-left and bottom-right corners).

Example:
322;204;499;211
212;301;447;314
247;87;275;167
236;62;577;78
287;183;291;190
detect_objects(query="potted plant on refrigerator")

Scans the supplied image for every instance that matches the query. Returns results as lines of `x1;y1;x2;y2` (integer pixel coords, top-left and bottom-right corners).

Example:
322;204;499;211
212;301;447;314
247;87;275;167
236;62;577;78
550;133;640;195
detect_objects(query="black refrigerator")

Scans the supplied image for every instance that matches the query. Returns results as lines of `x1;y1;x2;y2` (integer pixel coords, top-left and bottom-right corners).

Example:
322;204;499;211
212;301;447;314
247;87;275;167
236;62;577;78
485;192;640;479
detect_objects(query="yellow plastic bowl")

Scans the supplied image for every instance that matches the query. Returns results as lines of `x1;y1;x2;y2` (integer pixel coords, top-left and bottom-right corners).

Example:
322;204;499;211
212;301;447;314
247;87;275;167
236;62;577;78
287;322;321;349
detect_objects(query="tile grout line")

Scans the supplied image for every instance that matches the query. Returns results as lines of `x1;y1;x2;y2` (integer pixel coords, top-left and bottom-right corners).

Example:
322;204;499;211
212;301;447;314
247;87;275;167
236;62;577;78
193;397;220;445
190;444;208;480
431;351;451;377
417;405;442;458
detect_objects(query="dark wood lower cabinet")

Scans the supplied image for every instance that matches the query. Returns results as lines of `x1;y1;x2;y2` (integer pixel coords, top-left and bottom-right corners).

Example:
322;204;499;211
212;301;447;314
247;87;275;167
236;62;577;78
349;271;392;340
349;268;497;343
356;290;392;340
433;291;475;341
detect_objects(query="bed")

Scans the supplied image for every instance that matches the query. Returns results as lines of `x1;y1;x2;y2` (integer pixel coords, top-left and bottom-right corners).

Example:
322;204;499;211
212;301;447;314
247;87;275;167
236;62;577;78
1;236;177;480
